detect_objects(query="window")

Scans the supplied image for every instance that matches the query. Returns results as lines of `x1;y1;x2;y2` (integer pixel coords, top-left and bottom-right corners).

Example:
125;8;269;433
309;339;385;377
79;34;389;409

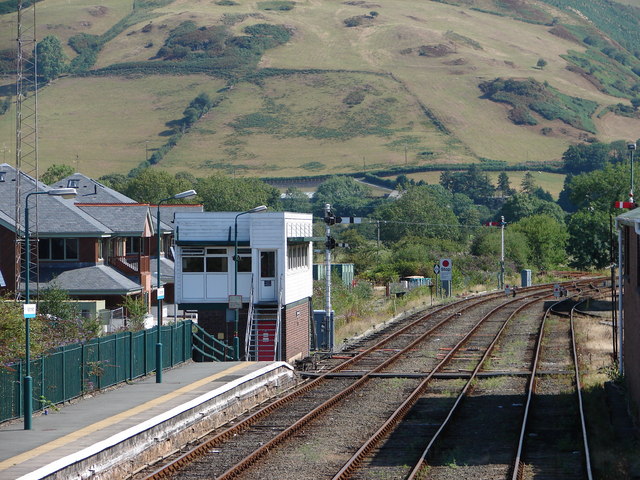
206;257;228;272
287;244;309;270
183;257;204;272
237;248;252;273
67;179;79;189
38;238;79;260
126;237;143;255
98;239;103;260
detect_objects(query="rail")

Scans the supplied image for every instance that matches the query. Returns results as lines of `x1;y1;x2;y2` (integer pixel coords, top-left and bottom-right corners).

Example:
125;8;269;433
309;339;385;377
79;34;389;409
192;322;234;362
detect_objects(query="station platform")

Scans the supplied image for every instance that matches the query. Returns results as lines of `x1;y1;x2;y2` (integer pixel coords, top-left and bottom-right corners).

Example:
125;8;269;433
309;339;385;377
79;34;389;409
0;361;298;480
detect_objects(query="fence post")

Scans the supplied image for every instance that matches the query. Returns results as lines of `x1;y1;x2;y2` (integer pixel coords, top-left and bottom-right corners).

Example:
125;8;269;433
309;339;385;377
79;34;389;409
170;322;175;367
143;329;148;375
62;347;66;402
129;331;134;380
81;343;85;394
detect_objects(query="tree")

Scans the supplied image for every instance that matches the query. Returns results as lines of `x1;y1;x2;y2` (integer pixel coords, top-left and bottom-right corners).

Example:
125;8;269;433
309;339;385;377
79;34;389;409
196;174;281;211
497;172;513;197
439;165;494;204
632;97;640;111
281;187;311;212
470;227;531;270
124;169;196;203
312;176;372;216
536;58;547;69
520;171;536;194
36;35;67;82
373;185;461;243
565;162;629;212
500;192;565;223
511;214;568;270
567;209;612;269
562;142;612;174
41;164;74;185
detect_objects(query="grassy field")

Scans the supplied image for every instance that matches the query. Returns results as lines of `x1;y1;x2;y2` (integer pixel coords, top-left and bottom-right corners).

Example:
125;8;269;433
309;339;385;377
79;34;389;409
1;0;639;178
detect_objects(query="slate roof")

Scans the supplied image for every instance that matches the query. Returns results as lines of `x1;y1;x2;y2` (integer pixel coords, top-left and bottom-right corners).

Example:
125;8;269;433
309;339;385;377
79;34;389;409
0;164;113;235
151;204;204;234
31;264;142;295
53;173;136;204
77;204;152;235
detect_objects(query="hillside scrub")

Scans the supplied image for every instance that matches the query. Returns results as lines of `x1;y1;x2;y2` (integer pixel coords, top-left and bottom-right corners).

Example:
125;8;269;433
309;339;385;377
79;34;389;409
479;77;598;133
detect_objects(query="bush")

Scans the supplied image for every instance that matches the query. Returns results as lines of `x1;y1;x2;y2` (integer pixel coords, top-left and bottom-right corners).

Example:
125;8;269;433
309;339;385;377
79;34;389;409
257;1;295;11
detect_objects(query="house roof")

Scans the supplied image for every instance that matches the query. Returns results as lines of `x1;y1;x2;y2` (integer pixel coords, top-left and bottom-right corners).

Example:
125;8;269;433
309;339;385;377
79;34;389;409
32;264;143;295
0;164;114;235
151;204;204;234
77;204;152;235
53;173;137;204
616;206;640;232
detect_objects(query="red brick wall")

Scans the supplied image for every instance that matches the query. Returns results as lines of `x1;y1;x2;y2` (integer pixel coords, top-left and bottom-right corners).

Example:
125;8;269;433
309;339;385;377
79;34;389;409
0;225;17;291
623;225;640;416
283;299;310;363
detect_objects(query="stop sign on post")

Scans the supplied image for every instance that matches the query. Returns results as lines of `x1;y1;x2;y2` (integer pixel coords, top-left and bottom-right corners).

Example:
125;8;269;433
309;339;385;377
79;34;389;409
440;258;452;281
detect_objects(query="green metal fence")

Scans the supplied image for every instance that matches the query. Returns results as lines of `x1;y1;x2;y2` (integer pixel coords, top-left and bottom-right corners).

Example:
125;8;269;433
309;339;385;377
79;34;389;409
0;320;193;424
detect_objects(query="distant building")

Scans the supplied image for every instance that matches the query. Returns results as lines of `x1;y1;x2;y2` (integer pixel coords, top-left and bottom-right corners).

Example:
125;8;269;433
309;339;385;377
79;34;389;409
174;211;313;362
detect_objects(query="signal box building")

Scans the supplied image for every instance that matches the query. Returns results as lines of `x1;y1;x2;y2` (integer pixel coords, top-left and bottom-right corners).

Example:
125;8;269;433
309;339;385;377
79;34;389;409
616;208;640;418
174;211;313;363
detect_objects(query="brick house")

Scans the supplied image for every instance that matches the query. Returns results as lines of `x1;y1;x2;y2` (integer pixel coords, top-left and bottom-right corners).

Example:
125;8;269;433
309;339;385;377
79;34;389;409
0;164;201;322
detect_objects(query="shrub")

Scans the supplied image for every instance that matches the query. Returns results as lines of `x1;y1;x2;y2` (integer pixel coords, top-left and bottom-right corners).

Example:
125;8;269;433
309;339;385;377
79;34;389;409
257;1;295;11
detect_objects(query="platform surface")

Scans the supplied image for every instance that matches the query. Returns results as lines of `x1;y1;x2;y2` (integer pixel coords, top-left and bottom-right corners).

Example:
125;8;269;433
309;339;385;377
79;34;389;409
0;361;281;479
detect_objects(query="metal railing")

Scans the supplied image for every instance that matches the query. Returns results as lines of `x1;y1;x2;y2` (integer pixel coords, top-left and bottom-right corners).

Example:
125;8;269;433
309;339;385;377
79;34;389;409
193;322;234;362
0;320;193;424
245;276;255;361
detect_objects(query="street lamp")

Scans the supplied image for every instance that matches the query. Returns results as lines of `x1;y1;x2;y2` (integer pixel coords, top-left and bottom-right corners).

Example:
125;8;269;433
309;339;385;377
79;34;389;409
155;189;196;383
23;187;77;430
233;205;267;360
629;142;636;203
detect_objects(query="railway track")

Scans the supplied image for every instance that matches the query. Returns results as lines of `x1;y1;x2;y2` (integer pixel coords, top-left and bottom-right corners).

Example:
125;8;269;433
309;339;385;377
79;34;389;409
133;279;605;480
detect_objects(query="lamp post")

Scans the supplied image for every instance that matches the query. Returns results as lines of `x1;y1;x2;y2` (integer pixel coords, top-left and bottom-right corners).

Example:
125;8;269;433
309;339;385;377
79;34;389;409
233;205;267;361
629;143;636;203
155;189;196;383
23;187;77;430
500;216;505;290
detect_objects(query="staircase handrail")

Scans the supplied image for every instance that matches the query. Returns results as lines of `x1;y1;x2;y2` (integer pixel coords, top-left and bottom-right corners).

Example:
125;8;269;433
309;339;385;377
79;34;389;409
192;322;234;361
274;274;284;361
244;275;255;360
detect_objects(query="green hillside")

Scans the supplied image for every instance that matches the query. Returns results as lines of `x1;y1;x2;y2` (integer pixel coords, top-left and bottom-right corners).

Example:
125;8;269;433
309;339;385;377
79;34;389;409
2;0;640;178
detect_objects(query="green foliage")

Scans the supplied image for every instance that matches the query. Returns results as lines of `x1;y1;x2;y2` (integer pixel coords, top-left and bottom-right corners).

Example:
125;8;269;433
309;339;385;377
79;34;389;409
439;164;495;204
511;214;568;270
0;96;10;116
562;141;626;175
536;58;547;69
567;209;612;269
257;1;295;11
120;296;147;331
564;162;630;212
36;36;67;82
216;0;238;4
540;0;640;55
281;187;311;212
373;185;462;244
40;164;75;185
123;169;196;203
470;228;531;270
479;77;598;133
195;174;281;211
312;176;372;216
499;192;565;224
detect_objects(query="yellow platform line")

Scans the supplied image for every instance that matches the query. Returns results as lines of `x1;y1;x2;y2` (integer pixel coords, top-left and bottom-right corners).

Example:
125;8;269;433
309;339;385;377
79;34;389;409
0;362;250;472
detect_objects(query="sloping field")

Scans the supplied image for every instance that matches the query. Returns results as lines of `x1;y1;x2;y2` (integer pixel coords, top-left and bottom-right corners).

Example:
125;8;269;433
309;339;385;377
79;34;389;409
1;0;640;177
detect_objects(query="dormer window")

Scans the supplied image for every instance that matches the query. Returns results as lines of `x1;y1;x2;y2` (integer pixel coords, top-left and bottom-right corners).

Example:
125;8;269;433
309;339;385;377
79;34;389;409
67;179;79;188
0;172;6;182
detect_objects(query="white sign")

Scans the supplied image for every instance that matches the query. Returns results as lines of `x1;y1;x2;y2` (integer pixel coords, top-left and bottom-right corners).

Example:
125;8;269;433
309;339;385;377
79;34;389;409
228;294;243;310
24;303;36;318
553;283;561;298
157;287;165;300
439;258;452;281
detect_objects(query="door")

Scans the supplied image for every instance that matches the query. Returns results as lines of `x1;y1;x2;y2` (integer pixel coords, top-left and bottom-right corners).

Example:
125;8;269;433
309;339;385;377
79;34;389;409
258;250;276;302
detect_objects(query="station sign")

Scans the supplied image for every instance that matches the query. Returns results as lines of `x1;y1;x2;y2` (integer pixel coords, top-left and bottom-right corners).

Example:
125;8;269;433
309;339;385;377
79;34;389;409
23;303;36;318
157;287;165;300
439;258;452;281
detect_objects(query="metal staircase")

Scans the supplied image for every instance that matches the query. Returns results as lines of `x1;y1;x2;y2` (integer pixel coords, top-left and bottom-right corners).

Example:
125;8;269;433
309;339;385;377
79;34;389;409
245;275;283;361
